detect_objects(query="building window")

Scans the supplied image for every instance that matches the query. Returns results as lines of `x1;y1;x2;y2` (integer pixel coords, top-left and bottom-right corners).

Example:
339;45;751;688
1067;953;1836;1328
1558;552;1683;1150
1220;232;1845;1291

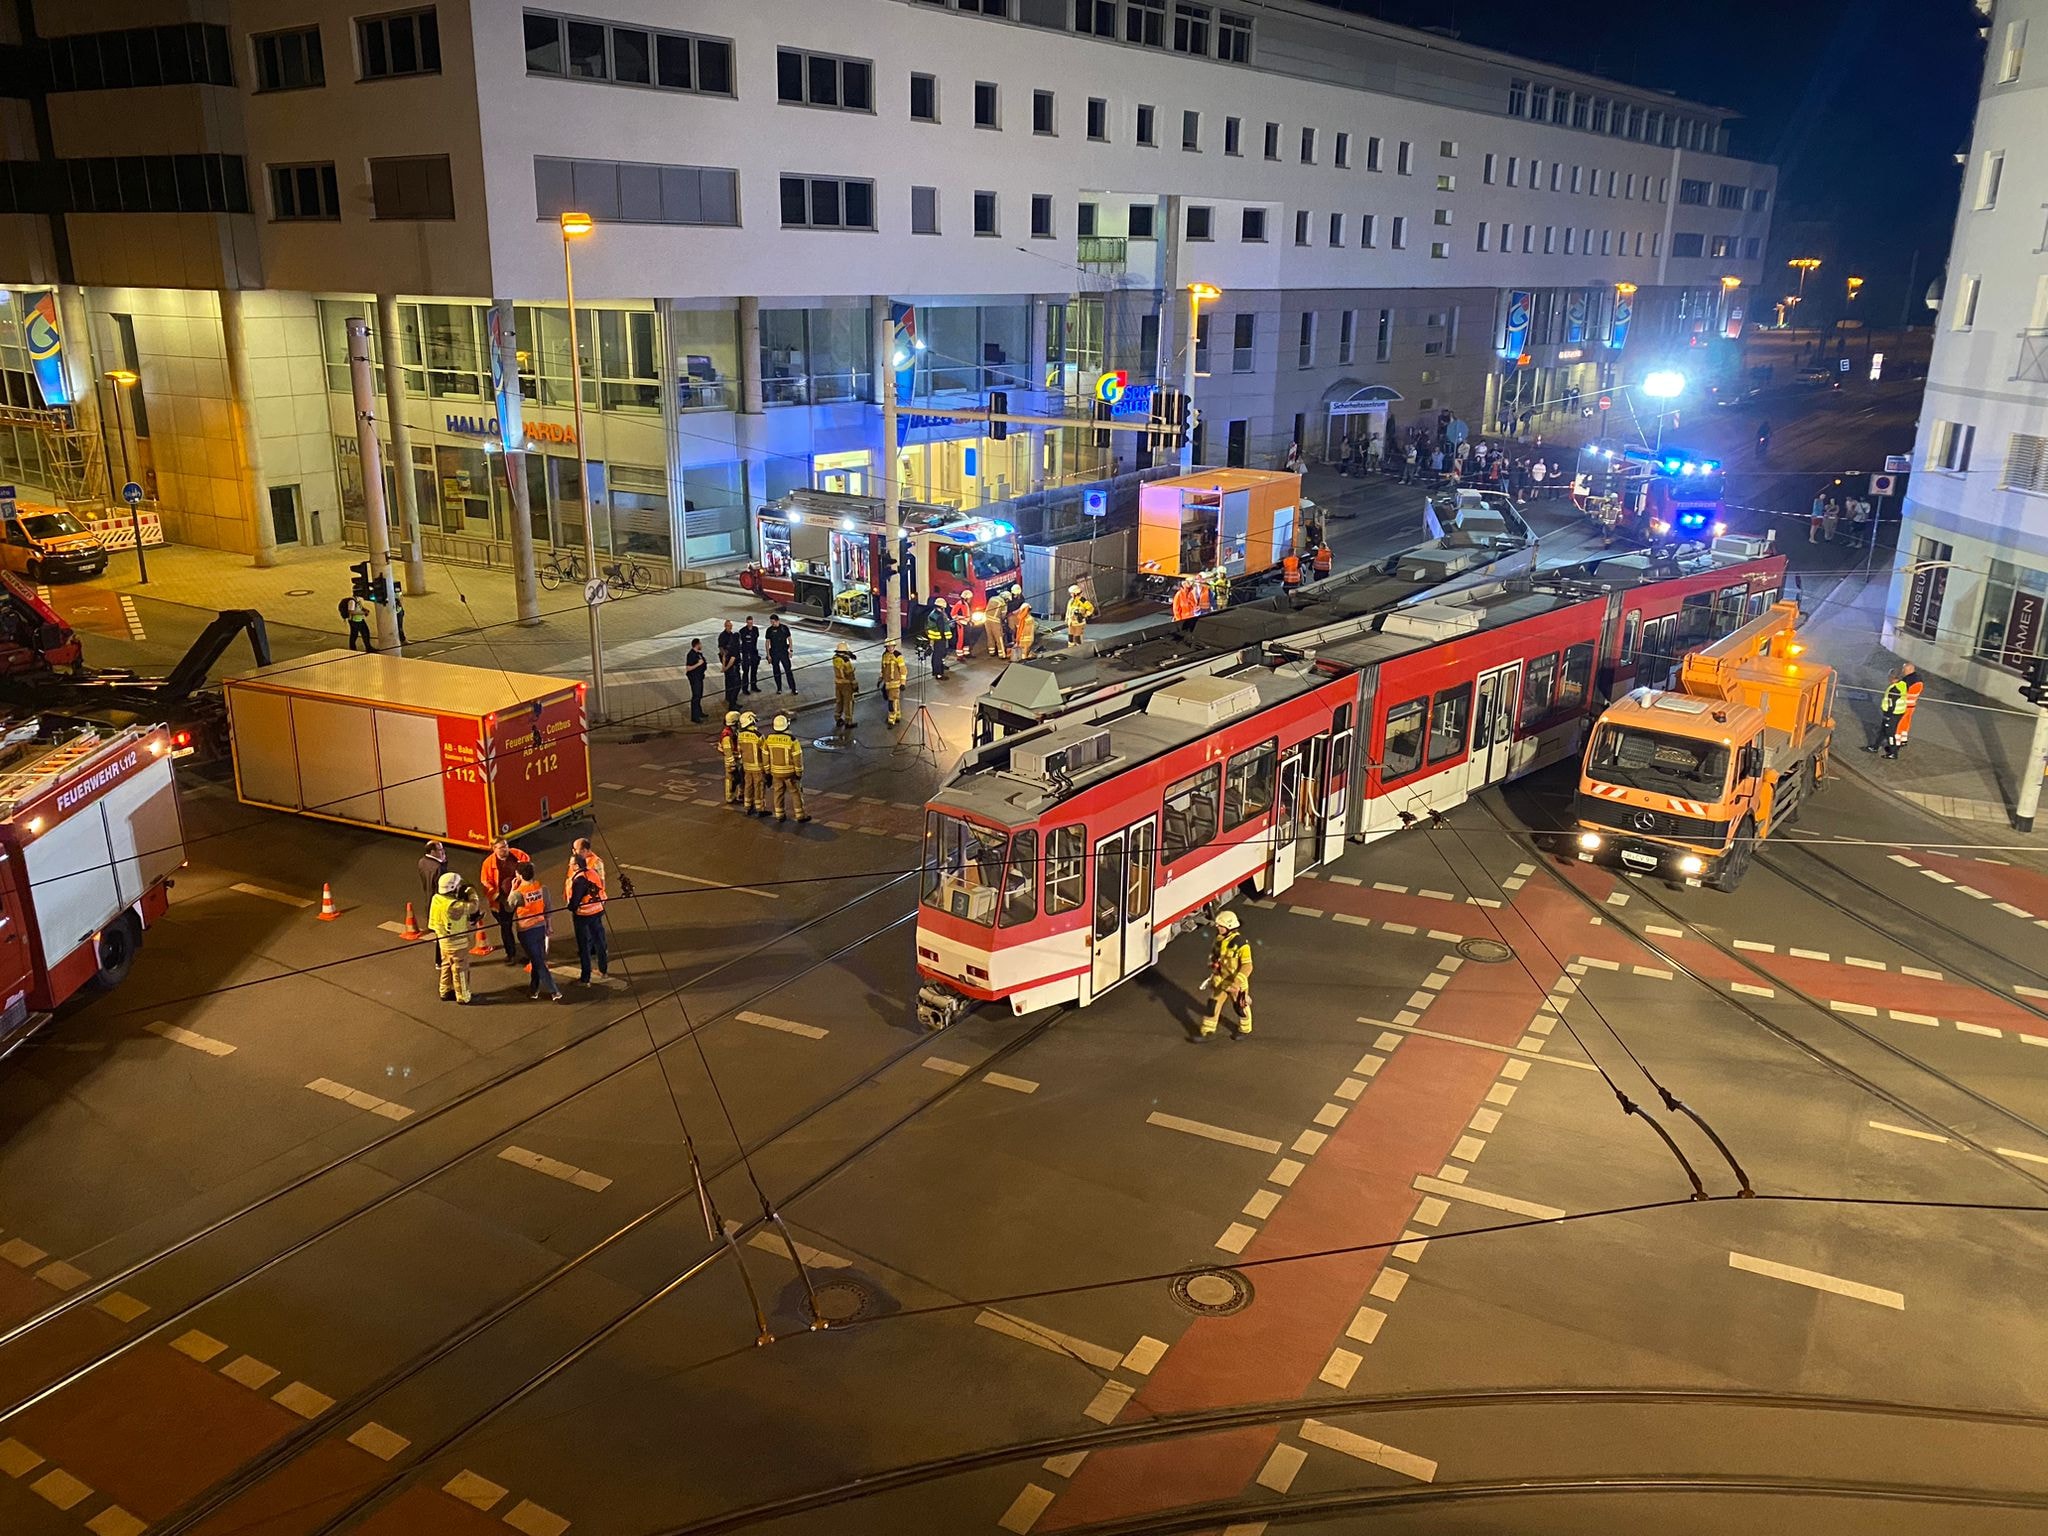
1329;211;1343;246
1529;84;1549;120
1501;222;1512;251
1333;131;1351;168
1183;110;1201;150
1137;104;1156;145
1590;98;1609;133
1600;229;1610;255
1434;207;1452;226
1430;241;1448;258
1954;274;1981;329
1218;9;1252;61
1979;151;2005;210
253;26;324;92
357;8;441;80
2005;432;2048;493
1570;165;1583;194
912;184;939;234
1034;88;1056;134
1750;187;1770;212
1294;208;1310;245
1301;126;1316;164
1338;309;1356;364
1194;311;1211;373
1366;136;1383;172
1074;0;1116;37
780;174;876;230
1550;90;1570;125
1563;226;1575;253
268;162;340;221
1298;310;1316;367
1224;117;1242;155
369;153;453;218
1508;78;1528;115
1901;537;1952;642
1391;215;1407;249
1264;121;1280;160
1087;97;1107;140
1483;153;1496;184
974;189;998;235
1242;207;1267;242
1976;558;2048;670
1436;174;1455;192
1173;1;1211;55
1129;202;1156;238
1550;162;1562;192
2001;18;2027;82
1231;312;1255;372
1375;308;1392;361
1715;183;1744;210
1360;213;1377;247
1127;0;1165;46
911;71;938;121
34;152;248;215
1031;193;1054;237
1077;201;1097;237
525;14;731;94
1928;419;1975;472
974;79;999;126
1507;156;1519;187
41;23;236;91
778;48;874;111
1710;235;1734;259
1397;141;1413;174
1677;178;1709;205
1186;204;1213;239
1671;232;1704;257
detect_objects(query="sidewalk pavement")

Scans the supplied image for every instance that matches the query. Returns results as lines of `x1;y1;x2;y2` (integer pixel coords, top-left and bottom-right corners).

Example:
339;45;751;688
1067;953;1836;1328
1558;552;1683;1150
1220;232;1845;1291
1800;564;2048;845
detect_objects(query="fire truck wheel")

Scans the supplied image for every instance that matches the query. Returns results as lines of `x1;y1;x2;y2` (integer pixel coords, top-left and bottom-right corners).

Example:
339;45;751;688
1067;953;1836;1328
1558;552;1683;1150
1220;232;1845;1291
90;914;141;992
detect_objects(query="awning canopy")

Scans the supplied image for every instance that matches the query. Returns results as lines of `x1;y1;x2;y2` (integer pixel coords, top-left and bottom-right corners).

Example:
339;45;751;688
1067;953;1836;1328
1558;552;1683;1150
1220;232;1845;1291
1321;380;1405;416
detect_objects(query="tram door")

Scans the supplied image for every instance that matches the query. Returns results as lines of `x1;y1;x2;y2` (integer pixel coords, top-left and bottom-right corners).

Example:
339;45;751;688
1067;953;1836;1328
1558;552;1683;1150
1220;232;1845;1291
1295;733;1329;871
1323;725;1353;864
1470;662;1522;788
1088;817;1158;1000
1271;751;1304;893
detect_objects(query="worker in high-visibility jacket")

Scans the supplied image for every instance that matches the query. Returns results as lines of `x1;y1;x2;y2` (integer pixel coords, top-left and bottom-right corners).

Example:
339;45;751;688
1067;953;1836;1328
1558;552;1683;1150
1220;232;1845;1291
879;639;909;725
736;710;766;813
1281;550;1303;591
1314;541;1333;580
1171;580;1199;635
763;713;811;822
832;642;859;729
1012;600;1037;661
717;710;743;805
950;592;973;657
1199;909;1253;1038
1064;583;1095;646
983;593;1010;659
1208;567;1231;611
1894;661;1925;751
567;853;608;984
510;861;563;1001
429;870;482;1004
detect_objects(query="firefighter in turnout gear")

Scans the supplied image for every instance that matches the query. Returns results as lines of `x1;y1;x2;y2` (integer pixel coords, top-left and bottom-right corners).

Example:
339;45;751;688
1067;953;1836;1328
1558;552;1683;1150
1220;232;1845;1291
763;713;810;822
880;640;909;725
718;710;743;805
832;642;859;729
984;593;1010;659
1012;600;1037;661
1064;583;1095;646
1199;909;1253;1038
736;710;766;814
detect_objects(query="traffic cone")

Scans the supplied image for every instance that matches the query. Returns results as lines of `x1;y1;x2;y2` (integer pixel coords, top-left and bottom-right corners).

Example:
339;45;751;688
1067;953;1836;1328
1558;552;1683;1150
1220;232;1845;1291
317;883;340;921
468;923;493;958
401;902;424;942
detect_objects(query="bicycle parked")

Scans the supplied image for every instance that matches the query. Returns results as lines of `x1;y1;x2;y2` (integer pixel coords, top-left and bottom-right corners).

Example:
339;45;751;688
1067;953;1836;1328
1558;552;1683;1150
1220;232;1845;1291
537;551;660;595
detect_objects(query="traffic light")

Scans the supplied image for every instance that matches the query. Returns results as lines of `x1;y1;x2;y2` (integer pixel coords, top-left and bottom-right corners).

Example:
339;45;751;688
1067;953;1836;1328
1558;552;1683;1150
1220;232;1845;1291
989;390;1009;441
2023;654;2048;707
1092;399;1111;450
349;560;375;600
1150;389;1192;454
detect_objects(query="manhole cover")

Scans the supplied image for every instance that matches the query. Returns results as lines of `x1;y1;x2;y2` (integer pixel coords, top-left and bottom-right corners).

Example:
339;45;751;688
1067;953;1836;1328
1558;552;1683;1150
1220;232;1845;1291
1458;937;1515;964
284;587;314;597
1170;1267;1254;1316
808;1278;877;1324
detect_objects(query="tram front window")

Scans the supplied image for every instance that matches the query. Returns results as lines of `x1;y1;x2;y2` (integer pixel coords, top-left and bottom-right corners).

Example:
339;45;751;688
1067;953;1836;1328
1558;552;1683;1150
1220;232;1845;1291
1585;726;1730;796
922;811;1008;927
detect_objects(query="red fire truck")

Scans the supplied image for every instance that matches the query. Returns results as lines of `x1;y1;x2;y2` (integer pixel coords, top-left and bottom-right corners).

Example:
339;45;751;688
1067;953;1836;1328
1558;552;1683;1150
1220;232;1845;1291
739;490;1022;624
0;720;184;1053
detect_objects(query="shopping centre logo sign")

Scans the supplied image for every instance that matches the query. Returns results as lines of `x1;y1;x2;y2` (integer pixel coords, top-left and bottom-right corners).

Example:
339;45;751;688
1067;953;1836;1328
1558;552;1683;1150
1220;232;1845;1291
444;414;576;447
1094;371;1155;418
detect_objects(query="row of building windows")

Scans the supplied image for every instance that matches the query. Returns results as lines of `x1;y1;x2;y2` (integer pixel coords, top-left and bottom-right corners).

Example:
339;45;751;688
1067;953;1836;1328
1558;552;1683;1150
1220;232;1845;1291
1060;0;1253;60
521;12;734;96
247;10;439;92
1481;156;1769;215
1505;78;1723;153
37;22;236;91
0;154;250;216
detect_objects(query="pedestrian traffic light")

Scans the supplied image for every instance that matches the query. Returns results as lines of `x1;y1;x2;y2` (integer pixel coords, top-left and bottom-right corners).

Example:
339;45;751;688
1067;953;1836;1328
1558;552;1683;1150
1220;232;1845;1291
2023;654;2048;707
989;390;1009;440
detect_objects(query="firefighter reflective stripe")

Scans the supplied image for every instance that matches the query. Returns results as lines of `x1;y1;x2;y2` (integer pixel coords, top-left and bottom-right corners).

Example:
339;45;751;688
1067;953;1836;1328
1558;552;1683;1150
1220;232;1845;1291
512;879;548;931
718;727;738;764
763;731;803;776
737;727;763;769
881;652;908;689
832;655;857;686
574;872;606;916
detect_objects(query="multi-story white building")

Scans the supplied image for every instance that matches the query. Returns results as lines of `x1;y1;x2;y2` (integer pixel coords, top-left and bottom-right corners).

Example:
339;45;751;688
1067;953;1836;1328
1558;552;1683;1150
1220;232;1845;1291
0;0;1773;582
1888;0;2048;691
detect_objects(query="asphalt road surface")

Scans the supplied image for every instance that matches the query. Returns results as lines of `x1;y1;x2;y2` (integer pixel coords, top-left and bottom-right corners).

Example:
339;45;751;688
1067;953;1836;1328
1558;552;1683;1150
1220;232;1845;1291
7;379;2046;1536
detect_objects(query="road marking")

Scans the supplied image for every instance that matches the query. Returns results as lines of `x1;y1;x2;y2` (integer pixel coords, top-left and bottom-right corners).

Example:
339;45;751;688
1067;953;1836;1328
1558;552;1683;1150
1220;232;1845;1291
273;1381;334;1419
975;1309;1123;1372
1392;1230;1430;1262
1243;1189;1281;1219
1369;1268;1408;1301
1123;1335;1169;1374
1888;1010;1938;1027
1335;1077;1367;1101
1083;1380;1136;1423
1333;912;1372;928
1829;1000;1878;1017
0;1437;40;1477
505;1499;571;1536
1902;966;1944;980
1373;882;1407;894
1413;1196;1451;1225
1728;1252;1903;1309
1215;1222;1257;1254
736;1010;827;1040
1042;1452;1086;1478
984;1071;1039;1094
1647;924;1684;938
743;1229;853;1270
2017;984;2048;1000
1427;930;1463;944
1789;947;1829;961
1313;1103;1347;1128
170;1329;226;1363
1319;1348;1362;1388
220;1354;279;1391
1382;921;1417;935
497;1145;613;1192
1605;892;1629;907
1270;1157;1304;1186
620;863;778;899
1844;956;1885;970
1288;907;1326;920
1920;869;1954;884
1346;1305;1387;1343
444;1470;509;1511
1869;1121;1948;1144
231;882;314;909
95;1292;147;1322
1632;965;1673;980
87;1507;146;1536
1732;982;1775;998
1364;1018;1599;1070
1955;885;1991;900
1998;1147;2048;1167
1449;1136;1486;1162
35;1260;86;1291
1469;1108;1501;1133
348;1422;410;1461
306;1078;412;1121
1888;853;1919;867
145;1021;236;1057
1405;991;1437;1010
1300;1418;1438;1482
1257;1443;1307;1493
1354;1053;1384;1075
32;1467;92;1509
1501;1059;1530;1080
1292;1129;1328;1155
1733;939;1774;953
1412;1174;1566;1221
1419;889;1455;902
1434;1165;1468;1183
1956;1021;2002;1037
998;1484;1055;1534
1485;1084;1517;1106
922;1057;969;1077
1329;874;1362;886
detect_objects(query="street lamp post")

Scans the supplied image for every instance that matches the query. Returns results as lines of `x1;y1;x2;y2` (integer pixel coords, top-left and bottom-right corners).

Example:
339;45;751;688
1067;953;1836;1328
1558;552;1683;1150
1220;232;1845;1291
1640;368;1685;452
1183;282;1220;470
104;369;147;583
559;210;605;723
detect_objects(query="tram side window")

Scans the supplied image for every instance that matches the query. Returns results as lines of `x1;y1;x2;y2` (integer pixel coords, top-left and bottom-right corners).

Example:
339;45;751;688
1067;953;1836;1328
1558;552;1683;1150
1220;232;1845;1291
1717;585;1747;637
1045;824;1086;915
1162;764;1222;860
1519;652;1558;729
1621;610;1641;663
1000;829;1038;926
922;812;1006;927
1677;591;1716;644
1426;683;1472;764
1223;740;1277;830
1382;697;1426;779
1554;642;1594;713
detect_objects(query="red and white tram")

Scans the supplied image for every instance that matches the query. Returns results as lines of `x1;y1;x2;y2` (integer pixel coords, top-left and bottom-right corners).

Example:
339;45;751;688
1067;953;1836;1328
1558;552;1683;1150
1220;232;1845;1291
914;536;1784;1027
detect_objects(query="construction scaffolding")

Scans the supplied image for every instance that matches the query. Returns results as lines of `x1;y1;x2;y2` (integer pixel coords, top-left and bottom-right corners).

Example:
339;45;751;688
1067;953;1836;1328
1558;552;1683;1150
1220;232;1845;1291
0;404;106;507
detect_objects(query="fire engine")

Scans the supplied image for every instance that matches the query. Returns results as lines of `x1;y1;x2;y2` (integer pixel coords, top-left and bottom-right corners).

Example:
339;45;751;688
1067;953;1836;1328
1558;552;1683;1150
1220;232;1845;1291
1572;444;1727;546
739;489;1021;624
0;720;184;1053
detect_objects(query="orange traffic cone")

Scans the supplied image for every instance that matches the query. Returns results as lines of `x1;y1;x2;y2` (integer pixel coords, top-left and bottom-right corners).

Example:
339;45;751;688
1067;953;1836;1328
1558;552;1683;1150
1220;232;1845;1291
468;922;492;958
317;883;340;921
401;902;424;942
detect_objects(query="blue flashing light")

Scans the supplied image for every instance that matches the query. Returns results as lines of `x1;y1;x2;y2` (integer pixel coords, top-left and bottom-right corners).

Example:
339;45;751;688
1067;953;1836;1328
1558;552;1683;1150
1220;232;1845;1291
1663;458;1681;472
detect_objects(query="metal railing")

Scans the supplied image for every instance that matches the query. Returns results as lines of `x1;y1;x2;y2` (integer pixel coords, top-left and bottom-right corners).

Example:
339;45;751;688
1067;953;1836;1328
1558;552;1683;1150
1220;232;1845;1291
1077;235;1129;268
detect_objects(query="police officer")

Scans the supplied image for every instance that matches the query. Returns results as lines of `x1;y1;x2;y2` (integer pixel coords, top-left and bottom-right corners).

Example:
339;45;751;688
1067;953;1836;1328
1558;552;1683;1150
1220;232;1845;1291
737;710;766;813
923;602;951;678
1064;583;1095;647
880;639;909;726
983;592;1010;659
832;642;859;729
567;852;609;983
684;638;708;723
1199;909;1253;1038
738;617;763;694
762;713;811;822
1012;600;1037;661
718;709;743;805
429;870;481;1004
766;612;796;693
511;860;564;1002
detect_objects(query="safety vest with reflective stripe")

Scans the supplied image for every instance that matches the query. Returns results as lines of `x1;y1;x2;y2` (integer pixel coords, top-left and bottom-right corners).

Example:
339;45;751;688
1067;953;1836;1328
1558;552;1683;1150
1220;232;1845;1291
571;871;606;917
512;878;548;931
762;730;803;777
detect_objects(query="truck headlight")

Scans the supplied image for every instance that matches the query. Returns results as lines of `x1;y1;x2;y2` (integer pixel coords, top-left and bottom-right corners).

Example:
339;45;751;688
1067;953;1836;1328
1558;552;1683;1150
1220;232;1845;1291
1578;831;1603;851
1678;854;1705;876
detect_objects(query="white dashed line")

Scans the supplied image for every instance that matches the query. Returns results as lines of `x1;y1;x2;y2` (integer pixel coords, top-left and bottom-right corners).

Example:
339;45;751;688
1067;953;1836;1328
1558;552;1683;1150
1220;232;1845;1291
983;1071;1039;1094
1728;1252;1904;1310
1299;1417;1438;1483
736;1010;827;1040
305;1078;411;1120
145;1022;235;1057
497;1145;613;1192
1888;1010;1938;1027
1869;1121;1949;1143
1829;1000;1878;1017
1145;1112;1283;1154
231;882;314;908
975;1310;1124;1372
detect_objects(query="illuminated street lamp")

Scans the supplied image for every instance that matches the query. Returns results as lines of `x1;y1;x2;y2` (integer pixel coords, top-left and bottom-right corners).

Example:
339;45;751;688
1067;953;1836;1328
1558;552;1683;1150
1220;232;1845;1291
1183;281;1221;469
1640;368;1685;451
1788;257;1822;301
1846;275;1865;304
559;209;605;721
103;369;147;583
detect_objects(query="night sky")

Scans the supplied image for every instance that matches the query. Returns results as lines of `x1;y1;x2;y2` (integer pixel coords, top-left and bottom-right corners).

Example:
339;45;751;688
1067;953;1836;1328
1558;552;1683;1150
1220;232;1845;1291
1312;0;1986;322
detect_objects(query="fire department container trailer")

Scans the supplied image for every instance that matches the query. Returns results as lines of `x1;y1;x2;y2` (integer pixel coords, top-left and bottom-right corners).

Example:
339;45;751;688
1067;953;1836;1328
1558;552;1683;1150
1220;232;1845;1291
1136;469;1302;582
224;651;591;848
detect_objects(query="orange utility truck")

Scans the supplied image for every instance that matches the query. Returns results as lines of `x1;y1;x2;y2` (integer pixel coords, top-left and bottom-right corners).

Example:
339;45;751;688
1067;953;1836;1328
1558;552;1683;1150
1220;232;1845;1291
1136;468;1302;588
1573;600;1831;891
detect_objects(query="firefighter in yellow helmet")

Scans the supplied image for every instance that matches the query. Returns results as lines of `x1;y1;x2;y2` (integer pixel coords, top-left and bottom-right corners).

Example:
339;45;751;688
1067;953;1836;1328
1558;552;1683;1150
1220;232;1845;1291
1199;909;1253;1038
1064;583;1095;647
879;639;909;726
983;591;1010;659
832;641;859;730
1012;600;1037;661
736;710;765;815
762;713;810;822
717;709;743;806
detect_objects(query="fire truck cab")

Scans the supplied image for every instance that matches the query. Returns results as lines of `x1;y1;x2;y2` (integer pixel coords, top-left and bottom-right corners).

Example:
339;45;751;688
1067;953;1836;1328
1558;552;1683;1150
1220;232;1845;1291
1573;445;1727;547
741;489;1021;624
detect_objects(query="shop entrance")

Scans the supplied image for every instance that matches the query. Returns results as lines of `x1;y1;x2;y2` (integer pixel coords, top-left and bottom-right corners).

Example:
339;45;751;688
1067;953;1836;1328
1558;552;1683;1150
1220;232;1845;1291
268;485;300;546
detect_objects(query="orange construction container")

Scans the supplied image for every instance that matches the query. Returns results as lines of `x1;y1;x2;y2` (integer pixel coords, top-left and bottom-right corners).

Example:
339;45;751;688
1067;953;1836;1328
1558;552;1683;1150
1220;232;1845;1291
1136;469;1303;580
